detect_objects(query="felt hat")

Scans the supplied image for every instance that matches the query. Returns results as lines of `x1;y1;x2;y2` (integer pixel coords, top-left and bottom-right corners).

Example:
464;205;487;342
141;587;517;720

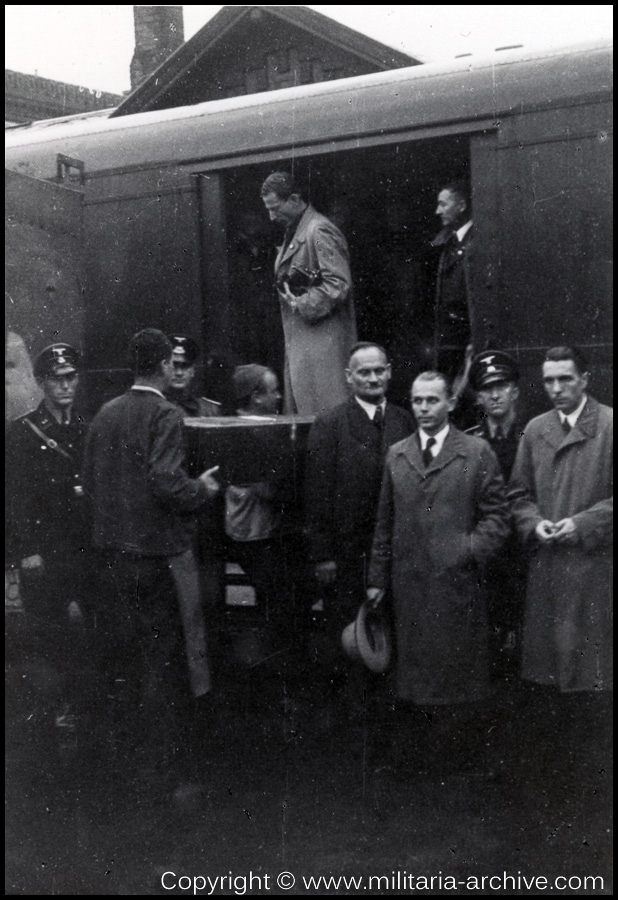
341;599;392;674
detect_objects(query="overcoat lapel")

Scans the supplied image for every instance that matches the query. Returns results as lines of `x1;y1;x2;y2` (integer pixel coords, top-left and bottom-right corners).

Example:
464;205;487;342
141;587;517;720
539;400;598;454
275;207;312;269
398;428;466;477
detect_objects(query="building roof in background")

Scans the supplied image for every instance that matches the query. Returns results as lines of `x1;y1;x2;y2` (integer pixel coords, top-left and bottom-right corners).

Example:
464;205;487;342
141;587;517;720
112;4;420;118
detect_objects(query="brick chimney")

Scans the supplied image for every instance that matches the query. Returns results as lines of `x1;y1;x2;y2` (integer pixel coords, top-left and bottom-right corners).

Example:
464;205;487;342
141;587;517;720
130;6;184;90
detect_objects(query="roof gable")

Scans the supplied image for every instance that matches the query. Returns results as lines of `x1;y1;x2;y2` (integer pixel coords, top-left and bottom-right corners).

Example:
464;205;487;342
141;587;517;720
112;5;420;117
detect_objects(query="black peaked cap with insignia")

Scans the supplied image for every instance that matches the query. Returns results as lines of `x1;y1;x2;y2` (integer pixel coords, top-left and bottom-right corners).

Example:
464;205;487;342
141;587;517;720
469;350;519;391
33;343;81;379
168;334;200;364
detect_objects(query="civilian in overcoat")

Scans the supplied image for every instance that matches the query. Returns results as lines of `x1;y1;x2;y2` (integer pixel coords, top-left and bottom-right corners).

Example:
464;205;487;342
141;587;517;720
261;172;356;414
509;394;612;692
306;345;413;632
368;373;510;705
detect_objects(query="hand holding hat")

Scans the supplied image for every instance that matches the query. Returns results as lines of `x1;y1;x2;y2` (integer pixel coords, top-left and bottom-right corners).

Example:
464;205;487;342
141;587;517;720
342;597;392;674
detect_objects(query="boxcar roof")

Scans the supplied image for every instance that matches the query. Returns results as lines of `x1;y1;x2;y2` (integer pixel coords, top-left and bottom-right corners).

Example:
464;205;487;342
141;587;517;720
5;39;612;179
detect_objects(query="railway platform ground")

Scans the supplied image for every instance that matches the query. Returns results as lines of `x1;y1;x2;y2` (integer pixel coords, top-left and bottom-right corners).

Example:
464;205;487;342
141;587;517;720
6;634;612;896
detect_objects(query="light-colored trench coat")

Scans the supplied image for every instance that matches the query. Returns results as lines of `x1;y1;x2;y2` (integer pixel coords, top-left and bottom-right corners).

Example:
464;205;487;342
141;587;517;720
509;396;613;692
368;428;510;705
274;205;356;415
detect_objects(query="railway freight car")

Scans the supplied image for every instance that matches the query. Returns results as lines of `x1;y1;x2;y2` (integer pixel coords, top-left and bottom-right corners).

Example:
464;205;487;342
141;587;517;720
5;38;613;416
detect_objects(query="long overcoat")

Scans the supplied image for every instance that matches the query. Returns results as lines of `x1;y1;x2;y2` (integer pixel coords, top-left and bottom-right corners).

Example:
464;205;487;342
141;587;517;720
368;427;510;704
274;205;356;414
508;396;613;692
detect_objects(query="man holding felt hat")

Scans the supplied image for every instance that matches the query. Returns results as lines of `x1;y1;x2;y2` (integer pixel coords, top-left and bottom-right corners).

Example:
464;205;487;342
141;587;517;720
6;342;90;743
367;370;509;773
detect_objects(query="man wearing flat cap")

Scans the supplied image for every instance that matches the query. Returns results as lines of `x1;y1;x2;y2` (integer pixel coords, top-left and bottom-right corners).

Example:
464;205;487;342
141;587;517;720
166;334;223;418
6;343;90;741
467;350;528;676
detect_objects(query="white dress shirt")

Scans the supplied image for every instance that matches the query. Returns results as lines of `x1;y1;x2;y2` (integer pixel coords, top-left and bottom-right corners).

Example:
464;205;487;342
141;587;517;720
418;423;450;458
355;396;386;421
455;220;473;242
558;394;587;430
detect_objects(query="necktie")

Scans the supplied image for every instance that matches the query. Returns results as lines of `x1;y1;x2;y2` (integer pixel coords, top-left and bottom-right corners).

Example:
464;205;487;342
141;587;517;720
422;437;436;467
495;425;504;441
373;405;384;430
62;410;70;425
562;419;571;435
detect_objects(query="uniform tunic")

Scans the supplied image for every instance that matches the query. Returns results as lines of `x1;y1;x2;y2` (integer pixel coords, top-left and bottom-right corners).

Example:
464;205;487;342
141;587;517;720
6;401;88;691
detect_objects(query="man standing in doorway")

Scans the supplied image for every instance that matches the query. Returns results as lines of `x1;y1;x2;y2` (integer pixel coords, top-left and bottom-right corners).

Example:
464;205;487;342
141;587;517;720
260;171;356;415
431;179;474;392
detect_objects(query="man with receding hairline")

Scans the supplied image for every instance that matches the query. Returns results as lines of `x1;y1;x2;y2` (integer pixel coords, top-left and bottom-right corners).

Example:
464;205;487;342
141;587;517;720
305;342;413;638
260;171;356;414
431;179;474;383
367;370;509;772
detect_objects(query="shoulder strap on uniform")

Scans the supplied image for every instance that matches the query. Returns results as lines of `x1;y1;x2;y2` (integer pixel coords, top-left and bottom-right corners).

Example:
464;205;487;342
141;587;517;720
22;417;73;461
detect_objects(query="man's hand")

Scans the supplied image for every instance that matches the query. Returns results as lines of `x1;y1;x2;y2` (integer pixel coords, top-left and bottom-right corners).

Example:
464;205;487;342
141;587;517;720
535;520;557;543
280;282;298;311
21;554;44;573
366;586;385;609
315;560;337;586
552;517;579;545
199;465;221;497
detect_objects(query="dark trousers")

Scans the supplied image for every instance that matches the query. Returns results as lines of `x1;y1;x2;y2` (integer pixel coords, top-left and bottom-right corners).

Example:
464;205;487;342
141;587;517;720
310;540;375;717
18;554;92;713
92;552;196;773
227;533;306;645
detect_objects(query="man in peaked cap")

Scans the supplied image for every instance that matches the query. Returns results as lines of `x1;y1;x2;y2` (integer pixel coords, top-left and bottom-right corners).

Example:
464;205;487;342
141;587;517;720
166;334;229;656
467;349;527;677
467;350;524;480
6;342;91;746
166;334;223;418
